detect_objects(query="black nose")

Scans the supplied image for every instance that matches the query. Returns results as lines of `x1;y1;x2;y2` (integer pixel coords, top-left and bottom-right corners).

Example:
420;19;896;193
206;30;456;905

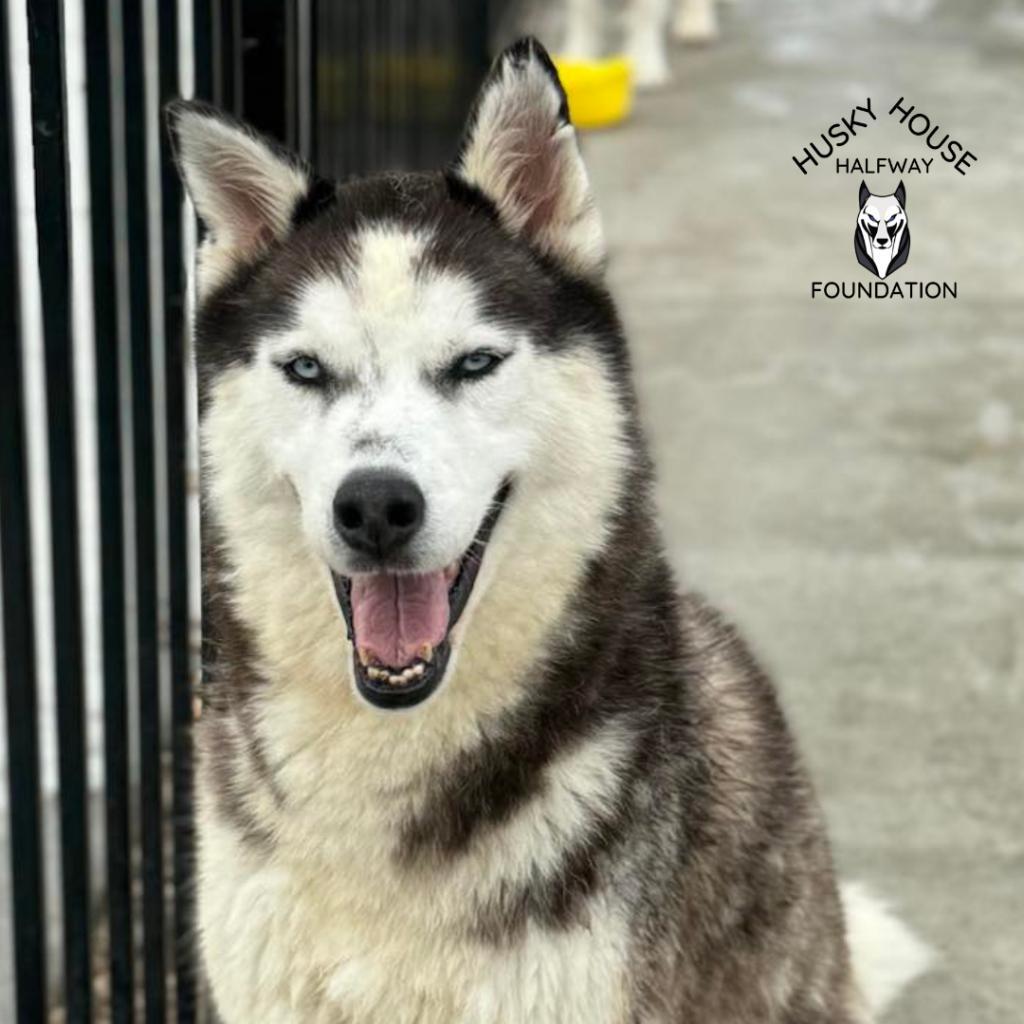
333;469;425;560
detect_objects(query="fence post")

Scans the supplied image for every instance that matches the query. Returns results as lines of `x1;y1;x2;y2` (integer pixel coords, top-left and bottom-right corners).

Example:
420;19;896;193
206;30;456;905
0;7;49;1019
120;0;167;1019
83;0;136;1017
158;1;199;1019
24;0;93;1017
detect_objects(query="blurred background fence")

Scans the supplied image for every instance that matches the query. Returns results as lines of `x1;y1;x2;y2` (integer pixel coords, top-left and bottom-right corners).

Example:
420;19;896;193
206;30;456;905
0;2;503;1020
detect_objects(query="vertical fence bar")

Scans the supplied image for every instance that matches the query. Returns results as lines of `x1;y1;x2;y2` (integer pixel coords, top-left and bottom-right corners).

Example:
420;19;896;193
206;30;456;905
190;19;215;967
239;3;288;142
193;0;214;667
187;10;214;1008
157;2;198;1020
297;0;315;163
212;0;238;114
230;0;243;115
0;8;48;1020
284;0;297;150
194;0;214;100
355;1;370;172
121;0;166;1019
83;0;136;1018
24;0;93;1018
211;0;224;108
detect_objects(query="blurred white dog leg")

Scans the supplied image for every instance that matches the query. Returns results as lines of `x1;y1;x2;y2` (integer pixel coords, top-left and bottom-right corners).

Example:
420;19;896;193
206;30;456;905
625;0;672;88
564;0;604;58
841;882;933;1018
672;0;719;43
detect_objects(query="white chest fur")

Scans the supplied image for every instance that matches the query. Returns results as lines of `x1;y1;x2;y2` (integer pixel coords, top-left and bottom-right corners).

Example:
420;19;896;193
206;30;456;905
199;821;631;1024
197;714;635;1024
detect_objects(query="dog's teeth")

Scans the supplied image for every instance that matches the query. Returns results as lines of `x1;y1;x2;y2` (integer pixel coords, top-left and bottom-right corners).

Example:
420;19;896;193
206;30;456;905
412;663;425;677
388;673;405;686
419;644;434;662
367;666;384;680
357;647;372;667
402;667;416;681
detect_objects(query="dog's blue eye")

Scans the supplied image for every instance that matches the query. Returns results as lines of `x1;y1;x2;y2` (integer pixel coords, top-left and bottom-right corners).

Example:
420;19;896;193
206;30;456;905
284;356;324;384
451;350;504;380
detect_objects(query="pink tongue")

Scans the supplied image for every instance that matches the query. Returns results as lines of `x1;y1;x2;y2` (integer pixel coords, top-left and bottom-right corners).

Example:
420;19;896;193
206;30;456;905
350;572;450;668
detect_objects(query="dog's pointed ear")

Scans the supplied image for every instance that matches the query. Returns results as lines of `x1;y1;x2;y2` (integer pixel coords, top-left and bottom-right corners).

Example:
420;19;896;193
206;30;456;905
859;180;870;208
894;180;906;207
165;101;313;294
453;38;605;277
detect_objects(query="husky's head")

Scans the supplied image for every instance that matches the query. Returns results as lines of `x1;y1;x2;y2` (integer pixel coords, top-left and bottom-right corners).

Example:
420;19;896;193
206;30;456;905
169;40;636;714
854;180;909;279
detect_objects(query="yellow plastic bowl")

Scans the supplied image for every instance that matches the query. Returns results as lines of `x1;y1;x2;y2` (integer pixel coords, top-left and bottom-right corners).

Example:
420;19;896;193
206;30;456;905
552;56;633;130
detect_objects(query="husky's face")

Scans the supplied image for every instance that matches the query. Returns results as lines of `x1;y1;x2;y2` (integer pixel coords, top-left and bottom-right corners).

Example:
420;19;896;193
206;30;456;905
170;41;626;712
253;248;526;579
855;179;909;278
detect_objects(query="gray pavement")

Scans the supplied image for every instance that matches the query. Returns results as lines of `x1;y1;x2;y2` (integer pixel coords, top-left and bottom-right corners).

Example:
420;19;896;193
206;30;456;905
582;1;1024;1021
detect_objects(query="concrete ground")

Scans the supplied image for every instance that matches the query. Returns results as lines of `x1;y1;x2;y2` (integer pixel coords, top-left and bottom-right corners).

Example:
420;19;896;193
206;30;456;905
582;0;1024;1020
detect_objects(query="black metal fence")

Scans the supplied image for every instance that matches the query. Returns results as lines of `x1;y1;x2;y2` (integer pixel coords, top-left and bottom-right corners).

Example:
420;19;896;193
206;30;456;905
1;1;214;1019
1;2;499;1021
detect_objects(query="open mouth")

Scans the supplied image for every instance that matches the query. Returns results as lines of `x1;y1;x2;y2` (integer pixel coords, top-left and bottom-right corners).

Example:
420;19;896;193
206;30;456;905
332;482;511;709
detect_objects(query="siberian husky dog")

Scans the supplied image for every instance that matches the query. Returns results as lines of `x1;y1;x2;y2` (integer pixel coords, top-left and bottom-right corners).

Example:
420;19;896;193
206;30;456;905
855;180;910;279
564;0;719;88
169;38;928;1024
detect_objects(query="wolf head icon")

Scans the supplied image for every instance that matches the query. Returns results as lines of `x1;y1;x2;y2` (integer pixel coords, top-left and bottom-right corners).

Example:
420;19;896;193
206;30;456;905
855;180;910;279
